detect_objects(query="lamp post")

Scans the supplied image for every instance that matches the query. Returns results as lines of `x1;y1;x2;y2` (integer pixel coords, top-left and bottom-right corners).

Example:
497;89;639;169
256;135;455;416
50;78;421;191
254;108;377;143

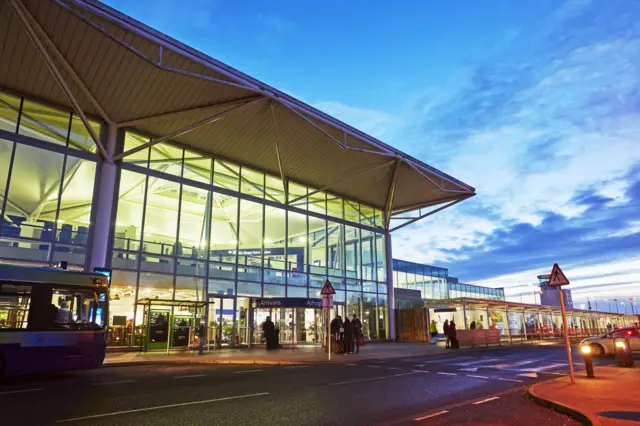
620;302;626;315
629;298;636;315
605;298;612;312
614;298;619;314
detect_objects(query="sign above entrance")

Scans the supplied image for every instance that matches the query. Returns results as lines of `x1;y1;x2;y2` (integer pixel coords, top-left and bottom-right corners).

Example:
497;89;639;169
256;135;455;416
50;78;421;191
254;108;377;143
321;279;336;295
548;263;570;287
254;298;323;309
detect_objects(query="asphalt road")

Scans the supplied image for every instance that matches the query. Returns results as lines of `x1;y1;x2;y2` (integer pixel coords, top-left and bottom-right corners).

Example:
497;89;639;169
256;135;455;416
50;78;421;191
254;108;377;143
0;345;619;425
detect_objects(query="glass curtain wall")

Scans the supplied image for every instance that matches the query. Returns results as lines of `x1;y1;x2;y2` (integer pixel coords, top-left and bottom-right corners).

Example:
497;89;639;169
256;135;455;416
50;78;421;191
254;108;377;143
392;259;449;300
108;130;389;345
0;90;99;269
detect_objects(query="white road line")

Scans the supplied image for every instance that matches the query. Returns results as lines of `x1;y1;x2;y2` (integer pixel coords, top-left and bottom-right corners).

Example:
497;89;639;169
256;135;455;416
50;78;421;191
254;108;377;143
412;370;430;373
367;365;381;368
454;357;500;366
56;392;270;423
414;364;426;367
346;363;357;366
235;370;262;374
329;372;414;386
414;410;449;421
93;380;135;386
284;365;308;369
473;396;500;405
0;388;44;396
387;367;402;370
173;374;207;379
497;378;522;383
466;374;489;379
437;372;457;376
489;360;536;369
522;363;567;372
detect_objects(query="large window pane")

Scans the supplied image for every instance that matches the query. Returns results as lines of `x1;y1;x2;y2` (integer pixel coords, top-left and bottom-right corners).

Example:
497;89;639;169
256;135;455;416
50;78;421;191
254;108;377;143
287;211;306;275
360;204;376;228
4;144;64;243
68;114;99;153
107;270;136;347
308;189;326;215
138;272;174;300
264;205;285;270
327;221;344;277
209;193;238;263
213;160;239;191
308;216;326;275
362;293;378;339
288;182;307;210
178;184;208;259
345;225;359;279
238;200;263;269
142;178;179;256
149;143;183;175
183;150;211;184
175;276;205;301
0;92;20;133
344;201;359;224
326;194;343;219
123;131;150;165
361;229;375;281
265;175;285;204
241;167;264;198
18;99;70;146
114;170;147;252
0;139;14;217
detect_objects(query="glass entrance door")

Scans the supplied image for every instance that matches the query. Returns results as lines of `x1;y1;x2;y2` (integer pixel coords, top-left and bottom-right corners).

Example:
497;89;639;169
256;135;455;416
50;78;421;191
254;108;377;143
208;296;234;348
252;307;325;346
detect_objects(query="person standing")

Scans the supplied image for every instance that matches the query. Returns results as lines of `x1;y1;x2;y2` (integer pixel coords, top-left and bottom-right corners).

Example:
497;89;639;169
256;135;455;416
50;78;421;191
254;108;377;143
262;316;275;350
330;315;343;354
443;319;450;349
352;315;363;354
343;317;354;354
449;320;458;350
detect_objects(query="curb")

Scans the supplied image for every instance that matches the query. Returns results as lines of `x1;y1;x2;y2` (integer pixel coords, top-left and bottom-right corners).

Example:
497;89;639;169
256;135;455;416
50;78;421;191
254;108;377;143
526;381;598;426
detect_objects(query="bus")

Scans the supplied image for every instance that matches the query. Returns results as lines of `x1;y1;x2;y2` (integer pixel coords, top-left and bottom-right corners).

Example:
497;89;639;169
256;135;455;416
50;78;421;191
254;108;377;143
0;264;109;377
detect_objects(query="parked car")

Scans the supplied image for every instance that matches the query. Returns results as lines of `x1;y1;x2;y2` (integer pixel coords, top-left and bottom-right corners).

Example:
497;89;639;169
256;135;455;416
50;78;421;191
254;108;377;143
580;326;640;356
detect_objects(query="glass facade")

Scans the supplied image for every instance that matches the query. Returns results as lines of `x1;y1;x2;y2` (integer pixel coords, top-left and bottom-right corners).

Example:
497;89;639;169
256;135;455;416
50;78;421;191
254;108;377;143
448;282;505;301
0;91;99;269
392;259;448;300
0;88;392;348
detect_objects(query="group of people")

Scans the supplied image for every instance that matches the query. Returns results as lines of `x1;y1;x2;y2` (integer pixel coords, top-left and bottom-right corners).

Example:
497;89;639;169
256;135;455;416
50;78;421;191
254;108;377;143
261;316;281;350
330;315;363;354
429;319;459;349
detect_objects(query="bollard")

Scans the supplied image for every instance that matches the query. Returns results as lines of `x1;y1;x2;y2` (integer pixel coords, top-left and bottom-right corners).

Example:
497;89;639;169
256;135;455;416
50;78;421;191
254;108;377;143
580;345;595;378
615;338;635;367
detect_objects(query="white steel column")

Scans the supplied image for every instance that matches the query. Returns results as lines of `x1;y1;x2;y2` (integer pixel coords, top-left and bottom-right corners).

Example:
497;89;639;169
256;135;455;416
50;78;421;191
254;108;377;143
385;231;396;340
89;123;118;270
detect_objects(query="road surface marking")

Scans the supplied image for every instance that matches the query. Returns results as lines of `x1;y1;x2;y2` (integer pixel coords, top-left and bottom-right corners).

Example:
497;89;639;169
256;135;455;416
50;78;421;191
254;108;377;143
235;370;262;374
414;410;449;421
473;396;500;405
466;374;489;379
497;378;522;382
414;364;426;367
346;363;357;366
367;365;381;368
489;360;536;369
284;365;308;369
455;357;500;366
56;392;270;423
522;363;566;372
387;367;402;370
437;372;457;376
517;372;538;379
412;370;430;373
93;380;135;386
329;372;414;386
459;367;479;372
173;374;207;379
0;388;44;395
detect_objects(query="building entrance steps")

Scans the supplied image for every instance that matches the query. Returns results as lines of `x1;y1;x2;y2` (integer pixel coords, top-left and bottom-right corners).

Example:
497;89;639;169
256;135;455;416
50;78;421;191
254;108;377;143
103;342;446;367
528;365;640;425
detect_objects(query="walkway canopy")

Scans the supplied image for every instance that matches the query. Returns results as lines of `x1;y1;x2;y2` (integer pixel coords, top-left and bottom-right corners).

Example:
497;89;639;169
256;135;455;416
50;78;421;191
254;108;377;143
0;0;474;231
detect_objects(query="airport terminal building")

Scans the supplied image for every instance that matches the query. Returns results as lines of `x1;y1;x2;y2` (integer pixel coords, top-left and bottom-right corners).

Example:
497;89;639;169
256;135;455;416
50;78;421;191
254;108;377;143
0;0;475;349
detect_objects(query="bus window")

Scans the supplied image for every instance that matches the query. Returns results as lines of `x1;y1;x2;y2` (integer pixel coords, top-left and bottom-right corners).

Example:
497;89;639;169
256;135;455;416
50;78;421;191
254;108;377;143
0;284;31;329
51;288;107;330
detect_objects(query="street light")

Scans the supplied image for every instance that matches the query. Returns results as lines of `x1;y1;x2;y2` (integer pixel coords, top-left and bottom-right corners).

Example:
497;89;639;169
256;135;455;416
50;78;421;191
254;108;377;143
629;298;636;315
614;298;619;314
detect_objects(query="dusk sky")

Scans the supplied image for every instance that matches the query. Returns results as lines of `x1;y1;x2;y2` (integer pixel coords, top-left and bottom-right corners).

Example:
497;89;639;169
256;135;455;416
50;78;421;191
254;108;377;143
105;0;640;313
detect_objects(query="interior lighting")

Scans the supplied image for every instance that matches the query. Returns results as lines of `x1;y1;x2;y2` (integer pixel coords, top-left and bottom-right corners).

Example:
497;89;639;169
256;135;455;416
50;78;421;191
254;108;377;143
264;238;272;244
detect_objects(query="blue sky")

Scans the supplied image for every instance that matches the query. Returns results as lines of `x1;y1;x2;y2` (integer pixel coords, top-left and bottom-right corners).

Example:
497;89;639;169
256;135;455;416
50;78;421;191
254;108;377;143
105;0;640;313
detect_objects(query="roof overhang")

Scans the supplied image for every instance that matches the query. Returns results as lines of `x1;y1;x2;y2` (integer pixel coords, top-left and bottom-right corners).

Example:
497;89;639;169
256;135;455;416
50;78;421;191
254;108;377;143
0;0;475;230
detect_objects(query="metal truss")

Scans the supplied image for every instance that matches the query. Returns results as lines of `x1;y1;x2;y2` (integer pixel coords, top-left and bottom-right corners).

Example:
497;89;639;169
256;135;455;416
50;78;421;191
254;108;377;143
388;194;474;233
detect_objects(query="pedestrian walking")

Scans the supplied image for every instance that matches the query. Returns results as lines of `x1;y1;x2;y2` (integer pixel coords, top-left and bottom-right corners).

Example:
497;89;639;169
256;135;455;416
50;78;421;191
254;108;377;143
443;319;450;349
430;320;438;344
343;317;354;354
352;315;363;354
470;320;476;330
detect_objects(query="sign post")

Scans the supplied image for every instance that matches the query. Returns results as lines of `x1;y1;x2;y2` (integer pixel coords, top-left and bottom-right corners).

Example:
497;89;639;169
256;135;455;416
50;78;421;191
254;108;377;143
321;279;336;361
548;263;575;384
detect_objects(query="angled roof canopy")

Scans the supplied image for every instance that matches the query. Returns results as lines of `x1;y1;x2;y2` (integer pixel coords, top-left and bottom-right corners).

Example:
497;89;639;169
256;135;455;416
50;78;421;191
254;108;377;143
0;0;475;230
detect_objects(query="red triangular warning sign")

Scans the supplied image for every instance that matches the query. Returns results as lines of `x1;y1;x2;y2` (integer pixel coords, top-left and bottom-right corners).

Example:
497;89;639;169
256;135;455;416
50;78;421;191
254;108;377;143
320;279;336;295
548;263;570;287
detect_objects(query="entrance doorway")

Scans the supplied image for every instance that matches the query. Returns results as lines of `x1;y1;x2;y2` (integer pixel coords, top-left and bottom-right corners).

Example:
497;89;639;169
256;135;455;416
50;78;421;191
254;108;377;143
136;299;206;352
207;296;234;348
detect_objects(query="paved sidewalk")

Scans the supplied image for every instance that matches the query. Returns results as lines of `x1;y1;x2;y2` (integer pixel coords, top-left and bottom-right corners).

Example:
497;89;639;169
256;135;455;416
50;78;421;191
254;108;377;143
103;342;446;367
528;365;640;425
